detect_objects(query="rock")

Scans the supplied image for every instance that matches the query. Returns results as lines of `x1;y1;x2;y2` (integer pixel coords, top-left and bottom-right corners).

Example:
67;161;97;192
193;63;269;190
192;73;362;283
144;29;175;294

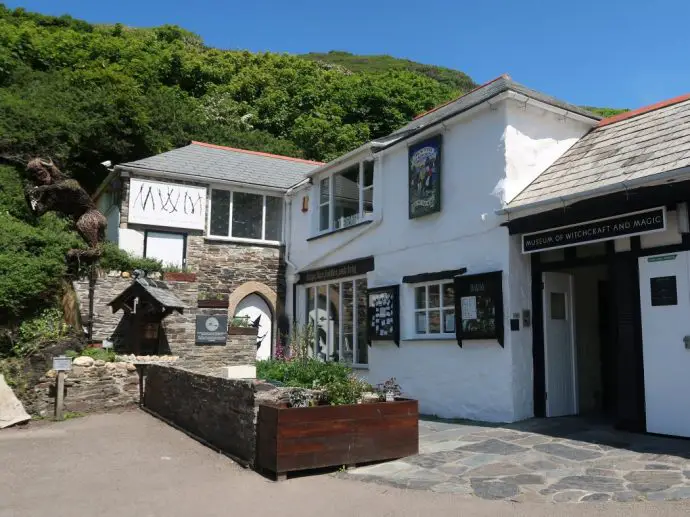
45;370;57;379
126;363;137;372
94;360;106;367
121;271;131;278
73;356;94;367
361;392;380;404
0;374;31;428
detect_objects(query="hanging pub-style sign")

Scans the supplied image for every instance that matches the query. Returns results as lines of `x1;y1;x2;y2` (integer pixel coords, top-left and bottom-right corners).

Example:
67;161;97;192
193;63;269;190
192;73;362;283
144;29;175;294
454;271;504;347
408;135;442;219
367;285;400;346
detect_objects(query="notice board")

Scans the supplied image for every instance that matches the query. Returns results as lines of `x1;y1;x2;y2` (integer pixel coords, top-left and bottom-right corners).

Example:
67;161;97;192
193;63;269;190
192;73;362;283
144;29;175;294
454;271;504;347
368;285;400;346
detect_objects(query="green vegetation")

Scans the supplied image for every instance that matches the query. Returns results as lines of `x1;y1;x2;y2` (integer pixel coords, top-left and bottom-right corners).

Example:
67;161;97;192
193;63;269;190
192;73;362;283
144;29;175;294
257;358;372;406
301;51;476;92
65;347;116;362
11;308;70;358
99;242;163;274
584;106;629;118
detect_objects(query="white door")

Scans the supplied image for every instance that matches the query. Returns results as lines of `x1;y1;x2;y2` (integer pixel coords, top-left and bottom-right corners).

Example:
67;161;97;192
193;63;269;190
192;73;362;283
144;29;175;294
639;251;690;437
543;272;578;417
235;294;272;360
145;232;185;268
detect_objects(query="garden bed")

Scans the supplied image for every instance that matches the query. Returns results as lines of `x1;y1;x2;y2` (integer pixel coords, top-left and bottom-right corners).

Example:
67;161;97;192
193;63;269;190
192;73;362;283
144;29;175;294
256;398;418;480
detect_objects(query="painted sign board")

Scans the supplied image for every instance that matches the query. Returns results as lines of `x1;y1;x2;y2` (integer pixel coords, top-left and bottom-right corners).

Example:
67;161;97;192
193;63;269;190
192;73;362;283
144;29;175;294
409;135;442;219
128;178;207;230
522;207;666;254
298;256;375;285
195;315;228;345
52;356;72;371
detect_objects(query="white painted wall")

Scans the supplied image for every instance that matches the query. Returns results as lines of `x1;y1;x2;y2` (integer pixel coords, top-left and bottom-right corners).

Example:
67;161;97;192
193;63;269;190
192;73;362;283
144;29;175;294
119;228;144;257
235;294;273;360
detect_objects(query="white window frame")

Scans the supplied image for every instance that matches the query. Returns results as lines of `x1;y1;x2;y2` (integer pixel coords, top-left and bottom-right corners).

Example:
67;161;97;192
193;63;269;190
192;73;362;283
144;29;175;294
207;187;283;244
304;276;368;367
412;280;455;337
316;160;374;234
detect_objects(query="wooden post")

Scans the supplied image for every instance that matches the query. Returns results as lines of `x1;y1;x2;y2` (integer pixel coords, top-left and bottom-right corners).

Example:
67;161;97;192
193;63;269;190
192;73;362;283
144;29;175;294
55;371;65;420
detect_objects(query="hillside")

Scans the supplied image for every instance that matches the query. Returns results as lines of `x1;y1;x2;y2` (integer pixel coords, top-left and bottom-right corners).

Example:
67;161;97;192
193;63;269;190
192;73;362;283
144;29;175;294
301;51;476;92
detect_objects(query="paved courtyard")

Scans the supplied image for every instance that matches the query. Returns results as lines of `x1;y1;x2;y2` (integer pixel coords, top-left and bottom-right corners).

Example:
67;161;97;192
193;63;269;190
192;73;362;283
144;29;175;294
341;417;690;502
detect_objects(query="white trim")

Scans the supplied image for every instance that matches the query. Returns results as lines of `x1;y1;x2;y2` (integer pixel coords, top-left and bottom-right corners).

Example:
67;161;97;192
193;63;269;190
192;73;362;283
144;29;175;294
208;187;284;243
521;206;667;254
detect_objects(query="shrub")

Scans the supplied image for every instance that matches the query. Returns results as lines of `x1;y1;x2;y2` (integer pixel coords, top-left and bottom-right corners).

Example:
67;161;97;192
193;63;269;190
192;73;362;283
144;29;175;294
65;347;116;362
12;308;70;358
99;242;163;274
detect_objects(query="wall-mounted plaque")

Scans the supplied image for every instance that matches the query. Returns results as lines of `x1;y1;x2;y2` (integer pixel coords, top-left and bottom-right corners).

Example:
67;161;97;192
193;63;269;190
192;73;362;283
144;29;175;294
454;271;504;347
650;276;678;306
409;135;442;219
367;285;400;346
195;315;228;345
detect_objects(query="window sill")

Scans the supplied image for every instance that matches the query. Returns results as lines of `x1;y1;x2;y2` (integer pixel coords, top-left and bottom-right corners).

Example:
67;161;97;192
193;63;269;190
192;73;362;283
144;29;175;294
204;236;282;248
307;219;373;242
351;364;369;371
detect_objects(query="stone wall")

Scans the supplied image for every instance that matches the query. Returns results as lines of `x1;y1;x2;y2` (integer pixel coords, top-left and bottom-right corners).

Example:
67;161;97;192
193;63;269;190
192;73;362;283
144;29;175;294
143;365;282;467
74;275;258;375
32;359;140;416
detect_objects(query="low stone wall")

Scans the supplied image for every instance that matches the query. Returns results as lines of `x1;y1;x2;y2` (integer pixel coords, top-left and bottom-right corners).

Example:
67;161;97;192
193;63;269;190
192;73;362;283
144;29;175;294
143;365;272;466
32;359;140;416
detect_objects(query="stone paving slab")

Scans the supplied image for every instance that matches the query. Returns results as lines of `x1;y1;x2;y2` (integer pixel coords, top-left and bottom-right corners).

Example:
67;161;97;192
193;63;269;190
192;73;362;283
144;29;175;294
342;417;690;503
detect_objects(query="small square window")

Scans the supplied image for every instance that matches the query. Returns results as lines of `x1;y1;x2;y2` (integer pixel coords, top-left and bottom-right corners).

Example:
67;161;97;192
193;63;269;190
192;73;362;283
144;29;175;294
550;292;566;320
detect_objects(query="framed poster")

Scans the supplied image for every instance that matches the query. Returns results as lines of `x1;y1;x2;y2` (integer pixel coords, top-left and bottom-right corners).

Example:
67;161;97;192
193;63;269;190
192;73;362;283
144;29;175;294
367;285;400;346
408;135;442;219
454;271;504;347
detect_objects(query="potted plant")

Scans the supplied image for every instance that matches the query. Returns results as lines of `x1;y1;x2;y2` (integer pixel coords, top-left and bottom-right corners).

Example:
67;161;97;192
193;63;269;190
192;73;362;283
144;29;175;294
228;315;258;335
197;291;229;308
162;266;197;282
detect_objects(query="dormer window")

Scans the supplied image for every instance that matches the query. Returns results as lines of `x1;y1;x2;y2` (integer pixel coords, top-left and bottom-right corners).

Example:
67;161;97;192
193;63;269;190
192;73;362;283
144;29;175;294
318;161;374;233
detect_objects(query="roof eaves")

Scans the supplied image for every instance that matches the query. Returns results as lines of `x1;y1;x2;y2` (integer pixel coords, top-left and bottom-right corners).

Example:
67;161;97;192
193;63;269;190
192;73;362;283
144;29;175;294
597;94;690;128
190;141;324;166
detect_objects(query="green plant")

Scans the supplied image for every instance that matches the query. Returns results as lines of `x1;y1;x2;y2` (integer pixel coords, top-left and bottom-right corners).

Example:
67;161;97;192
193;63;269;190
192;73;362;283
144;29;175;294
161;263;185;273
65;347;116;362
99;242;163;274
230;316;250;327
287;322;315;362
12;308;70;358
62;411;84;420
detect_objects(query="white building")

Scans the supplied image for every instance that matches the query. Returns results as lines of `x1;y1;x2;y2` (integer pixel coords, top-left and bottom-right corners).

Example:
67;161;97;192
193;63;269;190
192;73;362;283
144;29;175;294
284;75;690;438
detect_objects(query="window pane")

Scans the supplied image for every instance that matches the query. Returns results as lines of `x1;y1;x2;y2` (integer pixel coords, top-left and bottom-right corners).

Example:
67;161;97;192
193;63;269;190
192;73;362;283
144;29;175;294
428;284;440;308
415;312;427;334
363;187;373;216
328;284;340;361
333;166;360;229
231;192;263;239
342;281;354;363
550;292;566;320
363;161;374;188
355;278;368;365
265;196;283;241
415;286;426;309
210;190;230;236
429;310;441;333
443;309;455;333
315;285;328;359
306;287;315;357
319;178;329;204
319;204;329;231
442;283;455;308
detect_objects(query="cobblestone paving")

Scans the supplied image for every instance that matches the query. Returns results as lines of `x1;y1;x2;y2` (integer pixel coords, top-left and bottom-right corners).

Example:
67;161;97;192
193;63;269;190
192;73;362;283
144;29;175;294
340;418;690;502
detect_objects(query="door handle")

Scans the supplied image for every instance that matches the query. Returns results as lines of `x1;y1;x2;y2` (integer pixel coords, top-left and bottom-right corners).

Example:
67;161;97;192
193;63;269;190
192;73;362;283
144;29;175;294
683;336;690;349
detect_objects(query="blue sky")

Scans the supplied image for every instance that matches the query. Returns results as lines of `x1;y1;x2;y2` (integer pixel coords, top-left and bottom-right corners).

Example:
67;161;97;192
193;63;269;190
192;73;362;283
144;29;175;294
7;0;690;109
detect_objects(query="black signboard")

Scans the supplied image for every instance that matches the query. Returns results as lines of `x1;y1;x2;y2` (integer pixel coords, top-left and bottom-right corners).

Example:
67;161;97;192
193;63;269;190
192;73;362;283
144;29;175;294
650;275;678;306
454;271;504;347
522;207;666;253
409;135;442;219
368;285;400;346
195;315;228;345
298;256;375;284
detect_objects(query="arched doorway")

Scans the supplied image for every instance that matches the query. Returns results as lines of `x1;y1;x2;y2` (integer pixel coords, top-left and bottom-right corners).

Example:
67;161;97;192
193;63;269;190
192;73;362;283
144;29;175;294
235;294;273;360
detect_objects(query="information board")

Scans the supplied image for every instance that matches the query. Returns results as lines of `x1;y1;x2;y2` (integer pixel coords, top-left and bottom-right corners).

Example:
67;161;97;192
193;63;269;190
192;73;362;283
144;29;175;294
195;315;228;345
368;285;400;346
454;271;504;347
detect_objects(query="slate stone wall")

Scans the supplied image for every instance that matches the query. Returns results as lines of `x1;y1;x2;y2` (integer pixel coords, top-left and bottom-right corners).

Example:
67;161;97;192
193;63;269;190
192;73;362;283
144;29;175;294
73;276;257;374
143;365;280;467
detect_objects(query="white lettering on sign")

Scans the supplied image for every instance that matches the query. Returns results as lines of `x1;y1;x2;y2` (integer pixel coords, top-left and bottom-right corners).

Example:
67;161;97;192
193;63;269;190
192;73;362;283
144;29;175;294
128;178;207;230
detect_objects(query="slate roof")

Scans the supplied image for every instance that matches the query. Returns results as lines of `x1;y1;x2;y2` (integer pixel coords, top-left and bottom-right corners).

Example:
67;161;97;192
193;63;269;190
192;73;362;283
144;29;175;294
109;278;186;314
118;141;322;190
507;96;690;209
392;74;601;136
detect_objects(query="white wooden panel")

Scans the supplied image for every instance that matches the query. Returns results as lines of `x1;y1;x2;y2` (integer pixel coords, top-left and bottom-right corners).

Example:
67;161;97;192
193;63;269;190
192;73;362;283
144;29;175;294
128;178;206;230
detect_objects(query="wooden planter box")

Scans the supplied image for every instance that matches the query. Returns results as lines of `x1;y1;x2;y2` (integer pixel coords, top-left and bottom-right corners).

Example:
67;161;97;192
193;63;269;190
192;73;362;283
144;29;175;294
197;299;229;309
228;326;258;336
257;398;418;480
